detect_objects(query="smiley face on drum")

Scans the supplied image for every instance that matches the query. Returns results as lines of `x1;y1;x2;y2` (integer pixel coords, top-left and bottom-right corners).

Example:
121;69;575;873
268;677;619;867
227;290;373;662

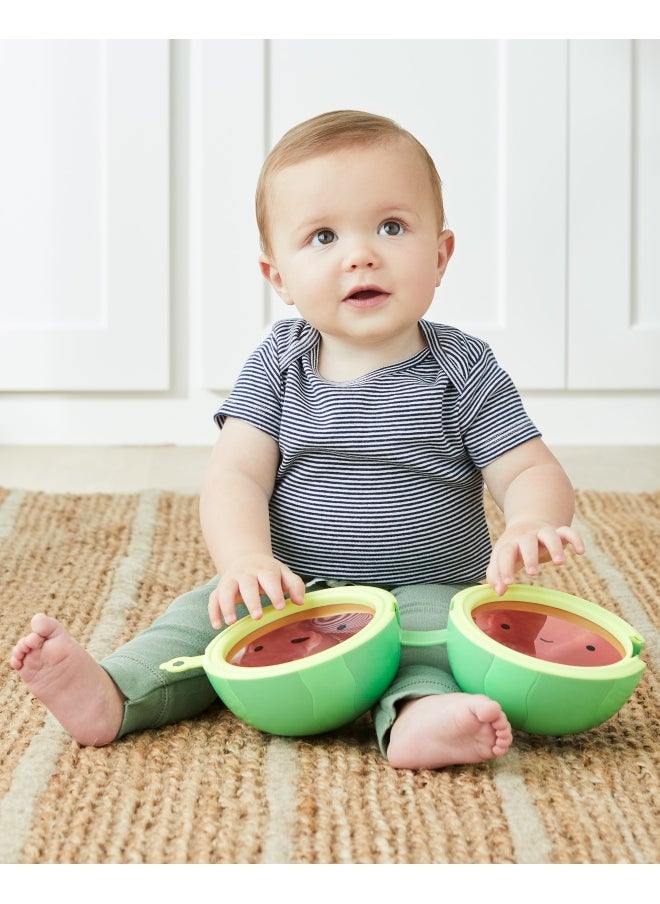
230;612;374;667
472;604;623;666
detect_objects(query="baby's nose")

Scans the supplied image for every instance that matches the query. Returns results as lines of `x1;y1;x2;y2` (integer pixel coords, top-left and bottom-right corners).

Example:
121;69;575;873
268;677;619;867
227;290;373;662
343;242;379;270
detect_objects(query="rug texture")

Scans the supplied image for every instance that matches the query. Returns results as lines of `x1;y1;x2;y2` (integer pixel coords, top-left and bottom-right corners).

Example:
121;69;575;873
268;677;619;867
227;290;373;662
0;486;658;864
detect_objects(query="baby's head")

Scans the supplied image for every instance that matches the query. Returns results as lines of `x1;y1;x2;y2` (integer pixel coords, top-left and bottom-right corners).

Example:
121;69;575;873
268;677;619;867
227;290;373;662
256;110;445;257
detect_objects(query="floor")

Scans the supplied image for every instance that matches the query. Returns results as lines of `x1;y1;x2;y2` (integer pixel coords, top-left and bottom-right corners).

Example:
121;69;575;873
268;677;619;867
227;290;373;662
0;445;659;494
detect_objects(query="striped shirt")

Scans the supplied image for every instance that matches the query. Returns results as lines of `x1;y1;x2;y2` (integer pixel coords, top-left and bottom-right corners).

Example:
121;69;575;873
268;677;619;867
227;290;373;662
214;318;540;585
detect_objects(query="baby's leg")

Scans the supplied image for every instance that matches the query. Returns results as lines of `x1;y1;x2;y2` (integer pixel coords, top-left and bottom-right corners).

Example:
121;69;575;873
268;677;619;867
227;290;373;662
386;692;512;769
10;577;229;746
373;581;513;769
10;614;124;746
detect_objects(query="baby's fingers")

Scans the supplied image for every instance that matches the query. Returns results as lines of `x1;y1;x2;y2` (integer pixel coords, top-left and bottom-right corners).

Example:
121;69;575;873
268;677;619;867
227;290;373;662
209;575;263;627
231;574;264;622
556;525;586;556
486;546;517;596
536;525;569;566
208;581;242;628
208;585;229;629
526;524;586;579
256;570;289;612
282;567;307;606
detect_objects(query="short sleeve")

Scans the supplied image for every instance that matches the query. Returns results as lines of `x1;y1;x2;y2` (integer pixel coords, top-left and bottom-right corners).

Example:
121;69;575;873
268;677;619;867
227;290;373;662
214;331;283;441
458;343;541;468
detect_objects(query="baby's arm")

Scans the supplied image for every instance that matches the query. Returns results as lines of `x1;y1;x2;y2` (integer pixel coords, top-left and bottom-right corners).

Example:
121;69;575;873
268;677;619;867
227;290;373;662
482;437;585;595
200;417;306;627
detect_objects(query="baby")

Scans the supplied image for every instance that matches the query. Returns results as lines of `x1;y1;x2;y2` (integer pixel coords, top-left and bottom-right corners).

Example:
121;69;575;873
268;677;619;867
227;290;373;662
11;110;585;769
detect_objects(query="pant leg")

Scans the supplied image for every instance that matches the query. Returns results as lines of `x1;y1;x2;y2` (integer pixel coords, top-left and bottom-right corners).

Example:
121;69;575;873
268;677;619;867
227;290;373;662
101;576;251;739
372;582;472;756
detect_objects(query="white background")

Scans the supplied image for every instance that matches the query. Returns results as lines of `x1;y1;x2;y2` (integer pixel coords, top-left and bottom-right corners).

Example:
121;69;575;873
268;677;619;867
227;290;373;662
0;35;658;445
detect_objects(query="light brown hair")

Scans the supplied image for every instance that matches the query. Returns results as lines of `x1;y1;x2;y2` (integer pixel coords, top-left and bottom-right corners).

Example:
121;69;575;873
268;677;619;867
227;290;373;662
256;110;446;255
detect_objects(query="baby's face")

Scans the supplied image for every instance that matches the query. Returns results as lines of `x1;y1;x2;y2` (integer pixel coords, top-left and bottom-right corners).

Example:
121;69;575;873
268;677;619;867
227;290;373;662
259;138;453;371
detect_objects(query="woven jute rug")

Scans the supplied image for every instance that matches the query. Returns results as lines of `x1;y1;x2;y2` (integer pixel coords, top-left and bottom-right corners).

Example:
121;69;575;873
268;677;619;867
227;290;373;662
1;486;658;864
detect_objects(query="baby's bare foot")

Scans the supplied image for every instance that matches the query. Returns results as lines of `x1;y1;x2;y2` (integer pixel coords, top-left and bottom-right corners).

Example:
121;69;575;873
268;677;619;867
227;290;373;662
10;613;125;746
387;692;513;770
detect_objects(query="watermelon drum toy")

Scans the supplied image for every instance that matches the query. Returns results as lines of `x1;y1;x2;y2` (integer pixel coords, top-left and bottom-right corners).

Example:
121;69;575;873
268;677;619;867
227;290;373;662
160;585;402;736
443;584;645;735
160;583;645;737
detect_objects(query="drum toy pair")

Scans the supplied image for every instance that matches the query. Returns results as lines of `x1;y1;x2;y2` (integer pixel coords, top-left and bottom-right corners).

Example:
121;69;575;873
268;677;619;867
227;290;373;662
160;583;645;737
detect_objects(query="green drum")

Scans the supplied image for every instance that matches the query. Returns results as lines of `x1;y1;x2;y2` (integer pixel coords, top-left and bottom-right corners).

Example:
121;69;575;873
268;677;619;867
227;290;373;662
160;583;646;737
160;585;402;736
444;584;646;735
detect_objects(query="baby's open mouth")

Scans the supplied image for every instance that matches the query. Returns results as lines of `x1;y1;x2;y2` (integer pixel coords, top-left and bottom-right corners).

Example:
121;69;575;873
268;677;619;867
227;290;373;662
349;289;381;301
344;288;388;304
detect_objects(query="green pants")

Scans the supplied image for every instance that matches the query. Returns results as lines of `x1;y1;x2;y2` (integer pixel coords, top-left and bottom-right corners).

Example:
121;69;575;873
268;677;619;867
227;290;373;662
101;577;471;755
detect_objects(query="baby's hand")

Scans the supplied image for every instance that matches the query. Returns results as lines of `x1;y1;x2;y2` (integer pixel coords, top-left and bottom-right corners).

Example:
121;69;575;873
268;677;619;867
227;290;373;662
208;555;306;628
486;522;585;596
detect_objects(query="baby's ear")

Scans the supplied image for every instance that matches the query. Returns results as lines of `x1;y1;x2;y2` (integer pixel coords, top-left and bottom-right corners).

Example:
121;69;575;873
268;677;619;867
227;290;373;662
259;255;294;305
436;229;455;286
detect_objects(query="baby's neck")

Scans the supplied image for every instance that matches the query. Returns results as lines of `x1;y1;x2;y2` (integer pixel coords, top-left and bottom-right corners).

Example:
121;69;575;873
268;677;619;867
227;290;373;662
317;327;427;383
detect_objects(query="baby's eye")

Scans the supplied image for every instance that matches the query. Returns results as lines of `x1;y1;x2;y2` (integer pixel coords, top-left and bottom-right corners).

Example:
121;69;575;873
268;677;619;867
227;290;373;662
310;229;337;247
379;220;405;237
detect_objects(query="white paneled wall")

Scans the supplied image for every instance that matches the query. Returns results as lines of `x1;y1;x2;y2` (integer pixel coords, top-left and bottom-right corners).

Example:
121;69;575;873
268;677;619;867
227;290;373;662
0;39;658;446
567;40;660;389
0;41;170;391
